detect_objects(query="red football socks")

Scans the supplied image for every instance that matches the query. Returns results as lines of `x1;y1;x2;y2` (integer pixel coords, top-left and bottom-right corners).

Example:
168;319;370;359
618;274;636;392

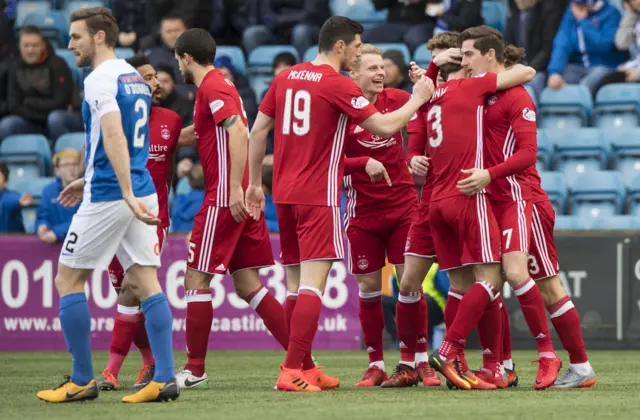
547;295;588;364
133;313;154;366
416;293;429;355
477;297;502;375
500;297;512;363
359;291;385;364
284;288;322;370
513;279;555;355
444;288;464;329
244;286;289;350
396;292;422;365
284;293;297;335
184;289;213;377
106;306;139;377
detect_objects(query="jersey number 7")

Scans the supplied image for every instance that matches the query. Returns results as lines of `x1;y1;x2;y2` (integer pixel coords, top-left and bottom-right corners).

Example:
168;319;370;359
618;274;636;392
282;89;311;136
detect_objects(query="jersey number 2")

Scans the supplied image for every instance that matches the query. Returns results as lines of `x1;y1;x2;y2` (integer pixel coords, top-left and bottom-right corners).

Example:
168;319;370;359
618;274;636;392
133;98;148;148
427;105;443;148
282;89;310;136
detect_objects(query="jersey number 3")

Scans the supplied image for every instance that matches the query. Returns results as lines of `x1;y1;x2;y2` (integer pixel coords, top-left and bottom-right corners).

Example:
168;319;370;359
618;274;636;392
133;98;148;148
282;89;311;136
427;105;443;148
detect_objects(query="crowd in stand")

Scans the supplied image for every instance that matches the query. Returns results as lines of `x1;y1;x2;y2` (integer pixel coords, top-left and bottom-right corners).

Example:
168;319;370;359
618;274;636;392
1;0;639;236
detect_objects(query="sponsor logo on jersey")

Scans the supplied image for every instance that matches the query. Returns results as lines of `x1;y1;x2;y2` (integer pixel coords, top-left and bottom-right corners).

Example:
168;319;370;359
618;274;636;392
209;100;224;114
148;153;167;161
357;135;396;149
351;96;370;109
522;108;536;121
353;125;364;134
161;124;171;140
487;95;497;105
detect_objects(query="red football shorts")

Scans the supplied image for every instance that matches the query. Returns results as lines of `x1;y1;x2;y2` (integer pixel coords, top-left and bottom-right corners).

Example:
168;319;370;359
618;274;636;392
109;226;168;288
529;200;560;281
404;200;437;259
490;199;533;255
187;205;274;275
276;204;344;265
345;204;415;275
429;194;501;271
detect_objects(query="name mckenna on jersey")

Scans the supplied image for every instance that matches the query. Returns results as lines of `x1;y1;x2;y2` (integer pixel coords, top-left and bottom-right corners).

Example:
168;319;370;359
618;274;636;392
287;70;323;82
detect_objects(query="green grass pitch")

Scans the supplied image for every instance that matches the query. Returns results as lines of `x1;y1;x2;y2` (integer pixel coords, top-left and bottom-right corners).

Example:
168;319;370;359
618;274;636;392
3;350;640;420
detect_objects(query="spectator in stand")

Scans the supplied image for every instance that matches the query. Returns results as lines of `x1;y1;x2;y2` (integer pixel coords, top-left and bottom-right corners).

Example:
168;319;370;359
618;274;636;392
171;163;205;232
429;0;484;35
364;0;435;53
0;62;8;120
544;0;626;96
242;0;330;56
48;85;84;143
156;64;193;126
0;26;75;142
215;55;258;125
35;149;81;244
112;0;149;50
382;50;412;92
595;0;640;92
0;162;32;234
210;0;259;46
505;0;569;100
1;0;15;57
145;0;212;41
3;0;15;23
261;163;278;233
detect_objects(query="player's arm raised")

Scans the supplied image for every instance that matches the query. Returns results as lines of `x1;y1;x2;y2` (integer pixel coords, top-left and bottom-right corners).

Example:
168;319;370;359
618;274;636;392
178;124;196;147
247;111;274;220
223;114;250;222
496;64;536;91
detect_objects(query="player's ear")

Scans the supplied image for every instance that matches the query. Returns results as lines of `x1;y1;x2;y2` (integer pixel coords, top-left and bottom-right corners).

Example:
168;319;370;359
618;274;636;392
335;40;345;55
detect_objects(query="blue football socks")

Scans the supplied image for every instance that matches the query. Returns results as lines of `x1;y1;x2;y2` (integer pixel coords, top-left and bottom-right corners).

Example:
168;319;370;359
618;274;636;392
141;293;175;383
59;293;93;386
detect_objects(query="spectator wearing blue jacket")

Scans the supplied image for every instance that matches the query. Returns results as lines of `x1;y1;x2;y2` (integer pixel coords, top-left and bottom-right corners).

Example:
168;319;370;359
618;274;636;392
262;164;278;233
36;149;81;244
0;161;32;233
171;163;204;233
540;0;627;96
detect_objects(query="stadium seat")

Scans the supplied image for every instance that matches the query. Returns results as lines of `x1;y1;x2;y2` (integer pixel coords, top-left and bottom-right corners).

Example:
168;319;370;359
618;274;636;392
334;0;388;29
65;1;105;15
536;129;552;170
15;1;51;27
250;75;272;103
15;176;55;206
609;128;640;184
20;11;69;48
554;215;580;230
375;43;412;65
524;84;536;106
114;48;135;59
21;208;38;234
550;128;610;185
413;44;432;67
593;83;640;129
217;46;247;75
539;171;568;214
628;174;640;216
590;215;639;230
569;171;625;219
482;1;507;32
248;46;300;75
55;132;85;153
176;177;192;196
539;86;593;129
303;45;318;63
0;135;52;181
55;48;82;86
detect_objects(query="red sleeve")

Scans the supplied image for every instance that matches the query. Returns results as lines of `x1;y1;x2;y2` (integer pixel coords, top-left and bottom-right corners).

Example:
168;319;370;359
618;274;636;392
259;77;277;118
329;75;378;124
462;72;498;98
487;92;537;180
203;81;242;125
344;156;370;175
425;61;439;86
406;110;427;163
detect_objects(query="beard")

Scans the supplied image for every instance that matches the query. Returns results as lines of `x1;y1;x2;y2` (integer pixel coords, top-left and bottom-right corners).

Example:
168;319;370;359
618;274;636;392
182;68;195;85
75;44;95;68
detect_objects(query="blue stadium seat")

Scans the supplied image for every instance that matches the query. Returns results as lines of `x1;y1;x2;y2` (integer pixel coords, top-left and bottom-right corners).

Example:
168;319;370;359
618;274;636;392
0;135;52;181
55;132;85;153
536;129;552;170
375;43;412;65
609;128;640;184
590;215;639;230
216;46;247;75
569;171;625;220
524;84;536;106
539;171;568;214
22;208;38;234
65;1;105;15
16;177;55;206
176;177;192;196
56;48;83;86
554;215;580;230
248;46;300;75
334;0;387;29
593;83;640;129
628;174;640;216
303;46;318;63
413;44;432;67
482;1;507;32
550;128;609;185
539;86;593;129
250;75;272;103
114;48;134;59
20;11;69;48
16;1;52;27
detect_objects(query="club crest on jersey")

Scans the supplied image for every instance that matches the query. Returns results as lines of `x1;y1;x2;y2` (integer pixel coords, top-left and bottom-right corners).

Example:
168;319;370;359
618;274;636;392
522;108;536;121
357;256;369;271
488;95;497;105
351;96;370;109
161;125;171;140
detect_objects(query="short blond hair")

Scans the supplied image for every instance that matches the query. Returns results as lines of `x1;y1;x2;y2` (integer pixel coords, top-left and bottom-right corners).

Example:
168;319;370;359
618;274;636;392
353;44;382;70
54;148;81;167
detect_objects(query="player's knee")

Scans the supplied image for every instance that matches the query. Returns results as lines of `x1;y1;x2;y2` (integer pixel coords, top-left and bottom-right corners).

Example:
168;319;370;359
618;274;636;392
356;275;381;294
185;267;210;290
54;267;87;296
398;272;423;293
503;266;530;287
232;270;262;298
537;276;566;306
118;282;140;307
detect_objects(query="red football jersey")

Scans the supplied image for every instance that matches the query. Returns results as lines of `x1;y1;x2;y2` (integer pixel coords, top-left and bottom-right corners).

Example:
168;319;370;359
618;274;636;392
425;73;498;202
194;69;249;207
343;88;417;218
147;106;181;228
406;108;435;203
259;62;378;206
483;86;538;202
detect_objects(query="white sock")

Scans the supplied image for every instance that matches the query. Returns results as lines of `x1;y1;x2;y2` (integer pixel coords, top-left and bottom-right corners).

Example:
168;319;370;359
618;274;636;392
571;361;593;376
500;365;506;376
415;352;428;364
399;360;416;369
369;360;385;371
503;359;514;370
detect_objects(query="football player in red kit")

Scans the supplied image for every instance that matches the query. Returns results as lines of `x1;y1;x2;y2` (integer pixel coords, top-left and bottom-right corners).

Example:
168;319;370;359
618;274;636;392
97;55;181;391
172;29;290;390
247;16;434;392
456;26;596;389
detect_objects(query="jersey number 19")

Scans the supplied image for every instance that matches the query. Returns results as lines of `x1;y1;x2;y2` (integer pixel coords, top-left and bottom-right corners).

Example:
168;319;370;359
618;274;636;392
282;89;311;136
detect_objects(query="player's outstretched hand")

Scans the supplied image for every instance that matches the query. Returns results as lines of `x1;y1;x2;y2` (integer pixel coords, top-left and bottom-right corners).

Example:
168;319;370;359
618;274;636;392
410;156;429;177
57;178;84;208
230;184;249;223
433;48;462;67
412;75;435;104
408;61;425;84
124;195;161;225
245;184;266;221
457;168;492;195
365;158;392;186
